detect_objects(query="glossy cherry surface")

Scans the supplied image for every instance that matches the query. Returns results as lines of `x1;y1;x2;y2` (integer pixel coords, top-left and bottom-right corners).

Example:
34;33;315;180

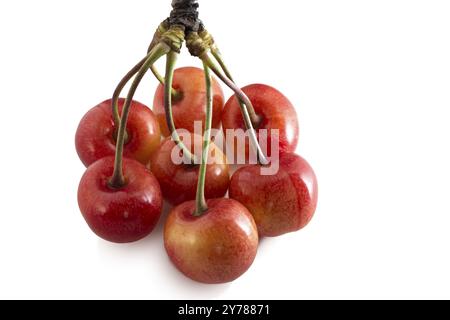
229;153;318;237
78;156;163;243
164;199;259;284
153;67;224;137
76;98;161;167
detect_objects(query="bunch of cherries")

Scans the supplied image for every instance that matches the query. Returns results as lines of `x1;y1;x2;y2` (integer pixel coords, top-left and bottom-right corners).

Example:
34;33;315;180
76;0;318;284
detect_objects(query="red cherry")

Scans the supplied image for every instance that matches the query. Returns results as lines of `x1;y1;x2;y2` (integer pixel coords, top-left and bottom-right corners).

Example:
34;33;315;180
150;134;230;206
221;84;299;160
164;199;258;284
153;67;224;137
75;98;161;167
78;156;163;243
229;153;318;237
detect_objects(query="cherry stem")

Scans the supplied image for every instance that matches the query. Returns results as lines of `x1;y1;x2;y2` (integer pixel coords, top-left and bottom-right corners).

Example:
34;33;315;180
194;62;213;216
211;48;234;81
111;59;181;134
164;51;198;164
111;55;148;130
109;43;170;188
150;64;183;101
150;64;165;86
210;48;261;127
201;54;269;166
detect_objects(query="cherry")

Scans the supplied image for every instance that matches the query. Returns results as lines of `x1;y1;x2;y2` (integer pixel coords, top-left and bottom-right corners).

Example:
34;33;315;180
221;84;299;161
75;98;161;167
149;134;230;206
164;199;258;284
153;67;224;136
78;156;163;243
229;153;318;237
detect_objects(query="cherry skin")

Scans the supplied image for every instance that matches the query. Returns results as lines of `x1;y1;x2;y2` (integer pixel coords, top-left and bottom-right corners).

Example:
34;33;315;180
229;153;318;237
153;67;224;137
75;98;161;167
164;199;259;284
78;156;163;243
149;134;230;206
221;84;299;161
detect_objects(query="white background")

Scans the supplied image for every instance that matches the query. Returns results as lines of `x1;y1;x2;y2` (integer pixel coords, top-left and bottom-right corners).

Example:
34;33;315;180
0;0;449;300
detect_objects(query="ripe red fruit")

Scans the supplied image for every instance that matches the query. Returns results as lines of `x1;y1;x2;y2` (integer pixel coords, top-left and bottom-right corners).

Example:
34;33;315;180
229;153;318;237
164;199;259;284
153;67;224;137
78;156;163;243
75;98;161;167
221;84;299;160
149;134;230;206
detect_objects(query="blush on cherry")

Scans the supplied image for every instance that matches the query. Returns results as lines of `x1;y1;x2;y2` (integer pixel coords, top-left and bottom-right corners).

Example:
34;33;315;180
153;67;224;137
78;156;163;243
76;98;161;167
164;198;259;284
229;153;318;237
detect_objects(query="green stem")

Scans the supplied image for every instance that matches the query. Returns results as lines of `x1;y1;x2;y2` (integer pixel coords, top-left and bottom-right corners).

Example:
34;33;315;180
164;51;198;164
111;55;149;129
201;54;269;166
109;43;170;188
111;57;180;133
210;49;261;127
211;48;234;82
194;62;213;216
150;64;182;100
150;65;166;87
